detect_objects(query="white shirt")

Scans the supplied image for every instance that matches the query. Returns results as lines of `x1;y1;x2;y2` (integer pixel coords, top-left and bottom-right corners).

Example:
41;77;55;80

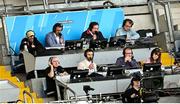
54;33;60;44
77;59;97;75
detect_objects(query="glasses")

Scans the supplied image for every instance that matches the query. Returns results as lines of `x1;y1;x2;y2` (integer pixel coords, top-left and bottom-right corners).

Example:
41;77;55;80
125;52;133;54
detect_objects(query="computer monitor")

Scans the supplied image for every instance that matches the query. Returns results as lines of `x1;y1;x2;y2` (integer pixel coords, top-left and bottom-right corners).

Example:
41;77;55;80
109;35;126;47
89;38;108;49
142;76;163;90
106;65;124;77
143;63;161;77
70;69;89;80
65;40;83;50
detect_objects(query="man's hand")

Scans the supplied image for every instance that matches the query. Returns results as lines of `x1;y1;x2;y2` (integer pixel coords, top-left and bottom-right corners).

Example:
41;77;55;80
48;62;53;68
125;56;132;62
131;93;138;98
89;63;94;70
31;44;35;48
93;34;97;40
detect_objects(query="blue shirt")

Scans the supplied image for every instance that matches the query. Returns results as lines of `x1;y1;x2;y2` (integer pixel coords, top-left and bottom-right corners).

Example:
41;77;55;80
115;28;140;40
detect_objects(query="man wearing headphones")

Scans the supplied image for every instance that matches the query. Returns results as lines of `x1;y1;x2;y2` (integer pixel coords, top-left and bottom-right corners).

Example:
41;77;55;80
45;23;65;47
115;19;140;43
116;47;139;68
77;49;98;75
45;57;68;100
81;22;105;41
19;30;45;56
122;77;142;103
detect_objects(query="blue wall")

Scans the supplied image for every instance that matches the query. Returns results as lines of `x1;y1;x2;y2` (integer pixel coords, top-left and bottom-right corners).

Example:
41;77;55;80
5;8;124;53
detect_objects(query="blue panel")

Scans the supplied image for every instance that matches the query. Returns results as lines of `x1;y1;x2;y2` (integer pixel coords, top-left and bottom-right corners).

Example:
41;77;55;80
5;8;124;53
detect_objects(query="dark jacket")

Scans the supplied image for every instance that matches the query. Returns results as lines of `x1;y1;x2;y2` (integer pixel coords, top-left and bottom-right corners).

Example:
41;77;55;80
122;87;141;103
116;57;139;68
20;37;45;56
45;66;64;92
81;29;105;41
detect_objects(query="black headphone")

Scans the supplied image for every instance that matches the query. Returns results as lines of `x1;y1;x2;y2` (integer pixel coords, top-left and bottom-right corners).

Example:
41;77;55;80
84;49;94;58
49;57;54;64
53;23;63;33
123;47;133;56
122;19;134;27
88;22;99;31
26;30;35;38
131;77;140;86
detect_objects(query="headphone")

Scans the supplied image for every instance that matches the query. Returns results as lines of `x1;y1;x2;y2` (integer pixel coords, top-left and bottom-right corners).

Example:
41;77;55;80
123;47;133;56
52;23;63;33
122;19;134;27
84;49;94;58
26;30;35;38
88;22;99;31
130;77;140;86
48;57;60;64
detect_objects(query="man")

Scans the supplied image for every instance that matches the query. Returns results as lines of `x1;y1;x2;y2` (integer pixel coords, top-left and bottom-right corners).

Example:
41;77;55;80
45;23;65;47
81;22;105;41
19;30;45;56
122;77;142;103
116;47;139;68
45;57;68;100
115;19;140;43
78;49;97;74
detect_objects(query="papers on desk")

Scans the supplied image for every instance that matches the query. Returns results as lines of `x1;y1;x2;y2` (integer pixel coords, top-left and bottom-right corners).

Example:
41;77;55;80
124;68;143;76
56;75;70;83
45;46;65;50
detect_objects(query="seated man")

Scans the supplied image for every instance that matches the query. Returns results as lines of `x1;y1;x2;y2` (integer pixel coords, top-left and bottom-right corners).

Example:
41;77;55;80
45;57;68;100
81;22;105;41
77;49;102;77
45;23;65;47
19;30;45;56
116;47;139;68
115;19;140;43
122;77;142;103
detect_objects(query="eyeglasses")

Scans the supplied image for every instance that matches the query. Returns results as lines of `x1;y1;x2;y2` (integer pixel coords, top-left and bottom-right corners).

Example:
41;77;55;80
125;52;133;54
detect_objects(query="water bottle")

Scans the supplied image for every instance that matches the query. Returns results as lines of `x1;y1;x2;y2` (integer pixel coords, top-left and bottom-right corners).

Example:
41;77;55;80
24;44;28;52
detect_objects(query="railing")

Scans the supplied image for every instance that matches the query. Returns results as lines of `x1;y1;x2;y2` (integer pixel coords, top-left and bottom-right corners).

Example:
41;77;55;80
23;90;35;103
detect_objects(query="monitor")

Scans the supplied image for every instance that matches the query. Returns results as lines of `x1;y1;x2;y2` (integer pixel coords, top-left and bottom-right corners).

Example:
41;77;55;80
106;65;124;77
109;35;126;47
89;38;108;49
142;76;163;90
65;40;83;50
70;69;89;80
143;63;161;77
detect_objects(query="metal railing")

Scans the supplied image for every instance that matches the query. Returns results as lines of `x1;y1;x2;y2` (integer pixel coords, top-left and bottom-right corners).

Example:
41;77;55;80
23;90;35;103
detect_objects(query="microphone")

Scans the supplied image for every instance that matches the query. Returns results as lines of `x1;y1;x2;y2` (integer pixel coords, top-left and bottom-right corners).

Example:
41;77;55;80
95;31;99;35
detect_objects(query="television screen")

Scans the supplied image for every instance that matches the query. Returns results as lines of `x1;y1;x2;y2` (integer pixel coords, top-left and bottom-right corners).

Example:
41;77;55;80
65;40;83;50
143;63;161;77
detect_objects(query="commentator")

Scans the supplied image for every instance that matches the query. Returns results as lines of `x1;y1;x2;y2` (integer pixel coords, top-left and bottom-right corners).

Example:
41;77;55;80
19;30;45;56
122;77;142;103
145;48;161;64
116;47;139;68
81;22;105;41
45;23;65;47
45;57;68;100
77;49;103;77
115;19;140;43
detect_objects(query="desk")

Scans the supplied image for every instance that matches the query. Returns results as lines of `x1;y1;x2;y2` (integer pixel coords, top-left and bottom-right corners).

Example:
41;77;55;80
23;47;155;77
55;74;180;100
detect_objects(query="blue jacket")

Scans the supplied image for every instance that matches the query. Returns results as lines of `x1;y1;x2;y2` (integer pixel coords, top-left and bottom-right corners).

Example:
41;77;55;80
45;32;65;47
116;57;139;68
